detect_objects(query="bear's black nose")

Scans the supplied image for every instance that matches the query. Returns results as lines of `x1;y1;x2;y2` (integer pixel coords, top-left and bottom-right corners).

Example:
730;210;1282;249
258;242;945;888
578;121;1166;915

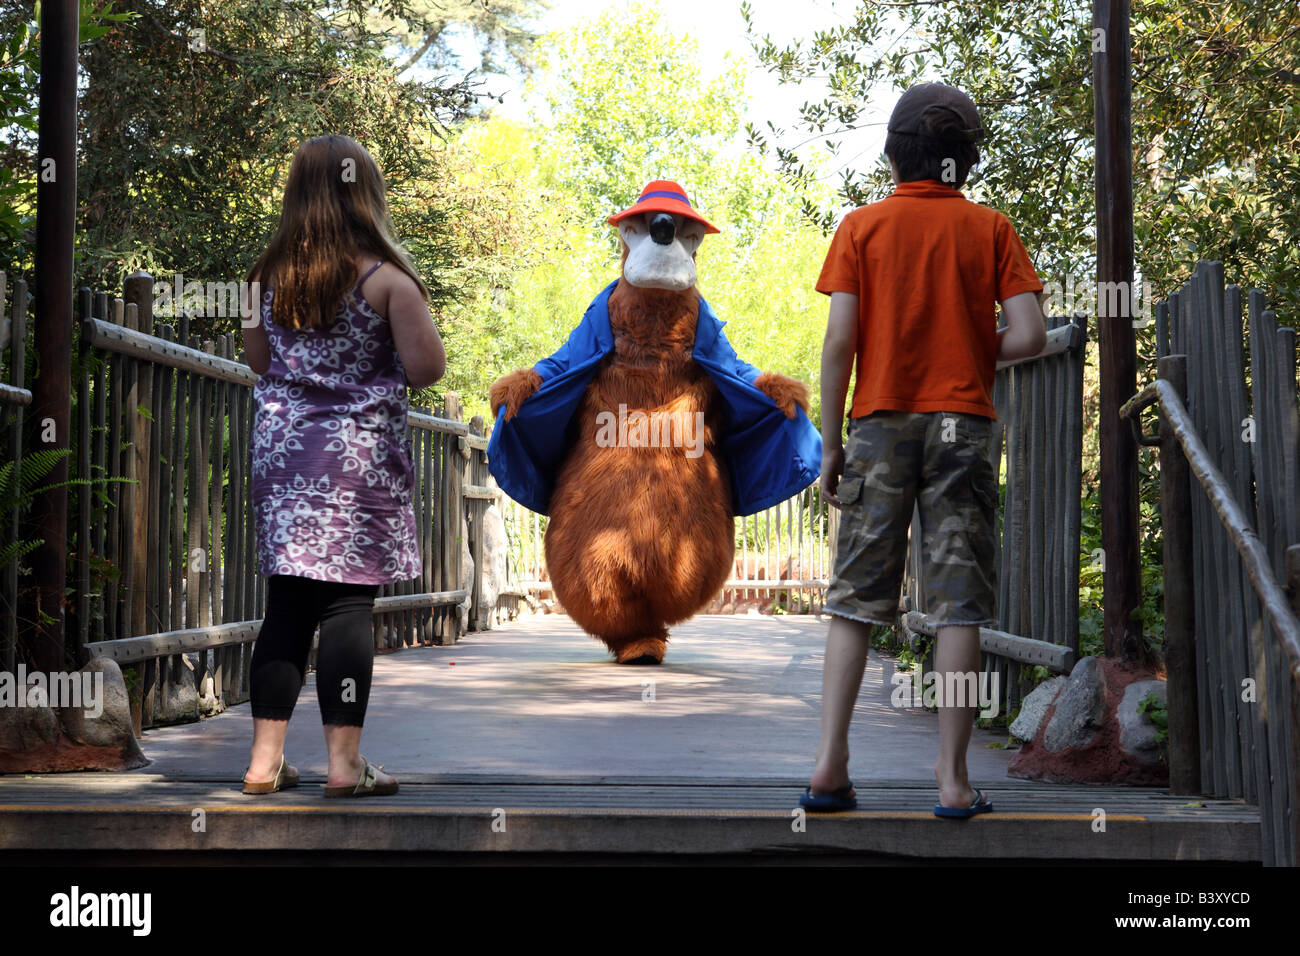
649;212;676;246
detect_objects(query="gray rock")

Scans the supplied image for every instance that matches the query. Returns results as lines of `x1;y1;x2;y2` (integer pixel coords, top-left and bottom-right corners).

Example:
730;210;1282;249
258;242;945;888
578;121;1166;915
0;678;60;751
1043;656;1105;753
458;514;474;633
155;655;199;724
1119;679;1168;763
59;657;135;747
1010;675;1065;741
185;653;223;717
477;500;508;630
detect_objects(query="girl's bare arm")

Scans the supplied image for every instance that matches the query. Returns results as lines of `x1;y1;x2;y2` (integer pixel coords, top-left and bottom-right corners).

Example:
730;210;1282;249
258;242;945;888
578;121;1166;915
382;270;446;390
240;274;271;375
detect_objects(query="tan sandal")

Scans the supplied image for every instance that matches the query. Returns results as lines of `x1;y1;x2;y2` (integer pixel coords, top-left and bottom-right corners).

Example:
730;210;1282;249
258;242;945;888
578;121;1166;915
242;755;300;794
322;755;399;798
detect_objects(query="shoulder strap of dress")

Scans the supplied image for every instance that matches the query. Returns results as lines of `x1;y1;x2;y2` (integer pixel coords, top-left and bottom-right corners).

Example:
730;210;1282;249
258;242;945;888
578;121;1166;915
356;259;385;287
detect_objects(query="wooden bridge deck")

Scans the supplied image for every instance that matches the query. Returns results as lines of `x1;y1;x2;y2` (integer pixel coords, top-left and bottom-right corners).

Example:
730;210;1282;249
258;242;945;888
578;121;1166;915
0;615;1262;862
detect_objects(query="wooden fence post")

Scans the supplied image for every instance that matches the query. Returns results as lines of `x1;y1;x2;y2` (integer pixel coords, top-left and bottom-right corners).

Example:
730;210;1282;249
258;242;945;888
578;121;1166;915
1159;354;1201;794
1286;544;1300;866
2;278;28;675
439;392;463;645
469;414;486;631
123;272;154;640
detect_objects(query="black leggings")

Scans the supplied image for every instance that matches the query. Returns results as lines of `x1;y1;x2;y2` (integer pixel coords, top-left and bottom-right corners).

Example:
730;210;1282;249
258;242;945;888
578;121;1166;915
250;575;379;727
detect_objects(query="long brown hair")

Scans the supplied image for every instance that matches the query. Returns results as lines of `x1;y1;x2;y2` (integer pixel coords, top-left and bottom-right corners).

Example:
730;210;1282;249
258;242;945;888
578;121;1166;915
248;135;428;330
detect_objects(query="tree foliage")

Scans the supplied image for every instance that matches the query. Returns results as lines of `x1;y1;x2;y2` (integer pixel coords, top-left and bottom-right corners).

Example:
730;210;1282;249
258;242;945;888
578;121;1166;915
365;0;544;78
437;5;835;425
744;0;1300;311
74;0;486;328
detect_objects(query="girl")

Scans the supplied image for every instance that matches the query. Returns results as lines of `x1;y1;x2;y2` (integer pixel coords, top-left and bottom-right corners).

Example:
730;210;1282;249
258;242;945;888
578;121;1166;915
238;135;446;797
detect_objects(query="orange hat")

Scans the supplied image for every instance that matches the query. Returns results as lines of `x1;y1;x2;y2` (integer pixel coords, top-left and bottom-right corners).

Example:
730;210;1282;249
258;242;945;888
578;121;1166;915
607;180;720;234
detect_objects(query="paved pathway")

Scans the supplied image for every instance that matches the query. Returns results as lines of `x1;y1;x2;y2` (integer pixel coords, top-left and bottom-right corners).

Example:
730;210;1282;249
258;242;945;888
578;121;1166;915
138;612;1024;786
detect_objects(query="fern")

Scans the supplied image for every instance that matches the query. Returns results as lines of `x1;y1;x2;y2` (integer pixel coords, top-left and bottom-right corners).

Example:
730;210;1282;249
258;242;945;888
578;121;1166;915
0;447;133;576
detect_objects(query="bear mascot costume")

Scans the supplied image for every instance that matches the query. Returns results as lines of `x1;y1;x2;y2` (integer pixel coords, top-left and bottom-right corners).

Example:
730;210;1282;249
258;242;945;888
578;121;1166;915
488;181;820;664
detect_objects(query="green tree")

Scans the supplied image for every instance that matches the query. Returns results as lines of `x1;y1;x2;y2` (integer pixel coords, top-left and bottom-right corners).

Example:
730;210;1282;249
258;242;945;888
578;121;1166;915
367;0;545;78
0;0;130;277
74;0;489;331
743;0;1300;311
440;4;836;425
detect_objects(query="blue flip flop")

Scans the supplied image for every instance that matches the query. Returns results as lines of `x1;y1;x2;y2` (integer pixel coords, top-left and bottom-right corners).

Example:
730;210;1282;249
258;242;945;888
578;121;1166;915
933;788;994;819
799;783;858;812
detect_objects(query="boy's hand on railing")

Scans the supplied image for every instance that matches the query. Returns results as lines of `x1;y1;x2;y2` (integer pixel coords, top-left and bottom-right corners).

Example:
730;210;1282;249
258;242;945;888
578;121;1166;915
820;445;845;508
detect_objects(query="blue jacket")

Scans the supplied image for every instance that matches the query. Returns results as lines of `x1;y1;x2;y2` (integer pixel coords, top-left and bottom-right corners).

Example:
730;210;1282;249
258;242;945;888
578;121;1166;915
487;281;822;516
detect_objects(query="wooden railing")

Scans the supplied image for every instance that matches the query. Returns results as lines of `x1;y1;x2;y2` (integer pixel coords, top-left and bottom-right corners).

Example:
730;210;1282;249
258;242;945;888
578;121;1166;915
0;274;33;675
902;315;1089;720
1122;259;1300;866
50;271;501;731
500;483;837;616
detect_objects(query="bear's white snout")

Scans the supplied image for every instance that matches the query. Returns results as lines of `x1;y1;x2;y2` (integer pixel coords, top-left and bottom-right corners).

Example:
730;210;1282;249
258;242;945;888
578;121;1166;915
620;213;706;291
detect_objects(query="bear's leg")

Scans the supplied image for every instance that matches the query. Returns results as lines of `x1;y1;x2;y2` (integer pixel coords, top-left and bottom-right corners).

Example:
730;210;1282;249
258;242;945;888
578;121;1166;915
604;626;669;665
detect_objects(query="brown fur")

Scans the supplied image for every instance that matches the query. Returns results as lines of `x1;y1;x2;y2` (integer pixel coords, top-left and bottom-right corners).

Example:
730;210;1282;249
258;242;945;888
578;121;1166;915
490;367;543;420
490;242;810;663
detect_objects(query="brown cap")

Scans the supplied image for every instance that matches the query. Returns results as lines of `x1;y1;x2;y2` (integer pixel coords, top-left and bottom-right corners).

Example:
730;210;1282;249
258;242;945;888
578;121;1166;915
887;83;984;142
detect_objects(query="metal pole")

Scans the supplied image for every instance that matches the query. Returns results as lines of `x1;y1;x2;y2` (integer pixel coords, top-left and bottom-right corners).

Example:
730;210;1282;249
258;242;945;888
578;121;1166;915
23;0;79;673
1093;0;1143;662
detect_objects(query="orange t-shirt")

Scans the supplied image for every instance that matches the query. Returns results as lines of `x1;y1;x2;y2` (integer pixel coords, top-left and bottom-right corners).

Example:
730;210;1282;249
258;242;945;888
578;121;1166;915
816;179;1043;420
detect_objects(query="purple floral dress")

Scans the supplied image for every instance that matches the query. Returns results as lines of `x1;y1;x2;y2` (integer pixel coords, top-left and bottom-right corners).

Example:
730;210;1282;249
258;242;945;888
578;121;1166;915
251;260;422;584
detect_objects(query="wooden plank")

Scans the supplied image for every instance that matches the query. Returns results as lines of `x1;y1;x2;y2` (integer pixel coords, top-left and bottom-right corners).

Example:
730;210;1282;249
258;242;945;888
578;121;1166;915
1221;282;1260;805
0;382;30;406
104;300;123;642
2;279;28;672
170;314;189;632
1158;355;1200;795
185;341;203;630
994;321;1082;370
1285;545;1300;866
120;303;139;641
423;413;437;641
209;336;228;625
75;289;93;657
82;316;257;386
91;292;109;644
198;342;215;627
0;779;1263;862
1064;314;1086;653
85;620;262;663
225;341;241;625
156;325;175;642
903;611;1075;673
124;275;155;642
1122;379;1300;673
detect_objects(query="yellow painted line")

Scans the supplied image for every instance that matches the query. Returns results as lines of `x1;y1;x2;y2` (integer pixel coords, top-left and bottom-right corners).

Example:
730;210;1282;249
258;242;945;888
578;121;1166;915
0;804;1148;821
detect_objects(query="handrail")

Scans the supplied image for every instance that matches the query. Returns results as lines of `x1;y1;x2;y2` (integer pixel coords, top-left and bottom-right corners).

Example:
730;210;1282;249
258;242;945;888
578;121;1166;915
995;317;1085;371
1121;378;1300;673
83;589;469;664
82;314;470;437
0;382;31;406
82;316;258;385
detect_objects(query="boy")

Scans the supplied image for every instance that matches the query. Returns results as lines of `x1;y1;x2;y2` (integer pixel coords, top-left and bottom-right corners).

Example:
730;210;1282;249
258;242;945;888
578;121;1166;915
803;83;1047;816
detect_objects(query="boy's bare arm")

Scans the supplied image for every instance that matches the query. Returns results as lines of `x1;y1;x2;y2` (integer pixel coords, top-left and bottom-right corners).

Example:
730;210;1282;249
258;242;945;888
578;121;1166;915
996;291;1048;363
820;291;859;507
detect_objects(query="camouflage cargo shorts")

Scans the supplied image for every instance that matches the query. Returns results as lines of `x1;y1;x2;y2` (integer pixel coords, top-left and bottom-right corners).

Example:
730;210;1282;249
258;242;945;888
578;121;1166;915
825;410;998;628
